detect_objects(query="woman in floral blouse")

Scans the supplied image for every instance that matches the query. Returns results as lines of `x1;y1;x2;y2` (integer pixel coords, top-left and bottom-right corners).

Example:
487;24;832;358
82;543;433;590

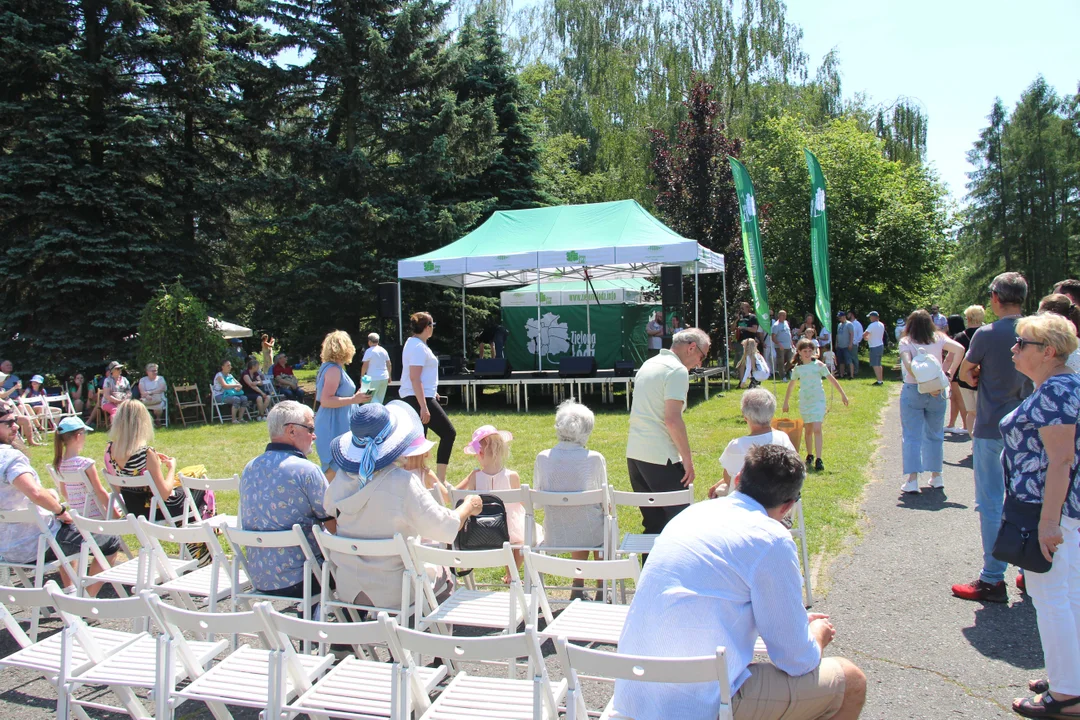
1004;313;1080;719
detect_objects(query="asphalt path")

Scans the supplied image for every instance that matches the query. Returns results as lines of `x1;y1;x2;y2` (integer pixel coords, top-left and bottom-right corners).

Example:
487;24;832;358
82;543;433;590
0;391;1046;718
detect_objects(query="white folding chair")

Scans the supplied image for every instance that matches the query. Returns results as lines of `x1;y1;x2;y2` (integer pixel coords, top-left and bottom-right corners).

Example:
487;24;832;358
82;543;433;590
554;637;733;720
45;393;78;426
13;397;47;443
260;375;282;408
0;507;79;639
448;484;533;547
224;524;321;626
210;391;251;424
19;396;59;434
523;547;639;646
138;517;249;614
607;485;694;558
526;486;612;558
52;589;219;720
103;470;200;529
69;513;146;598
144;593;332;720
178;472;240;529
789;500;813;607
47;463;117;520
408;538;529;638
388;620;566;720
257;604;445;720
313;527;415;623
0;582;122;720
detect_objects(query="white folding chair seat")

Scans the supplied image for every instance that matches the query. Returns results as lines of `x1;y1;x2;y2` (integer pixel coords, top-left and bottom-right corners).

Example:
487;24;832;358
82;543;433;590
139;518;249;611
69;513;147;596
389;620;565;720
523;548;639;646
408;538;528;634
555;637;733;720
314;527;415;622
178;473;240;529
608;485;694;557
0;507;80;639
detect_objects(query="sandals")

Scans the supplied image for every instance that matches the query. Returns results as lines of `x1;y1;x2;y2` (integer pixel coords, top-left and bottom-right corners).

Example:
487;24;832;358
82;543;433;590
1014;693;1080;718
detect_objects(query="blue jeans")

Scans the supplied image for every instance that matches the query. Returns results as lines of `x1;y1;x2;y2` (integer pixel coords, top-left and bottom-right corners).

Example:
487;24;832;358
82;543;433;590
972;437;1008;584
852;345;861;373
899;384;946;474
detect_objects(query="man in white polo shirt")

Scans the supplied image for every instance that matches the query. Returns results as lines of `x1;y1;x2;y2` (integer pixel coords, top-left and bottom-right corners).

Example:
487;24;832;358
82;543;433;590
360;333;392;404
626;328;708;542
863;311;886;385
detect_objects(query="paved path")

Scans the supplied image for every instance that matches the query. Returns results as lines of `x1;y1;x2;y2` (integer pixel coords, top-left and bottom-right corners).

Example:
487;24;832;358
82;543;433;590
817;391;1043;718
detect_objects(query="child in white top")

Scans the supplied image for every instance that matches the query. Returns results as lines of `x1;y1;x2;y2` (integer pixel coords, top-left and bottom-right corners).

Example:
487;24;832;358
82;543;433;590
821;343;837;375
456;425;542;581
53;416;111;518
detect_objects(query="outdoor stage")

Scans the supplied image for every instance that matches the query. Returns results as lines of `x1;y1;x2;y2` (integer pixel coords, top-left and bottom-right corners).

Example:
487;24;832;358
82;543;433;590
387;367;730;413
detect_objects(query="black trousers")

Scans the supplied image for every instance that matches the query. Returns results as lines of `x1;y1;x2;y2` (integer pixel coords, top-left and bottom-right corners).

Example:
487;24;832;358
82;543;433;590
626;458;690;536
400;394;457;466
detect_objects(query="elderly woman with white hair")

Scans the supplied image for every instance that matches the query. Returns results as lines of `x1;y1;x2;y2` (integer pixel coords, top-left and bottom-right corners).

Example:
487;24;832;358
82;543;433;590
708;388;796;499
534;399;607;599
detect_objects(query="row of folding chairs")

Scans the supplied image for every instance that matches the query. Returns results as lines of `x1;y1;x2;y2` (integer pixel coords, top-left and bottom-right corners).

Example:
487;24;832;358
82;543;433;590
9;394;79;444
0;580;734;719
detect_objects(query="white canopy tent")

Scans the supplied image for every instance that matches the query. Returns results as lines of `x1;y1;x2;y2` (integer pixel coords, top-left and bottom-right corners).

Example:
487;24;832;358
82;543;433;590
397;200;727;370
208;316;253;339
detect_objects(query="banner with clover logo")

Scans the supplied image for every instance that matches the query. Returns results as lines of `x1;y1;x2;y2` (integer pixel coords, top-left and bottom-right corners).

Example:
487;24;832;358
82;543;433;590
804;149;832;337
728;157;770;323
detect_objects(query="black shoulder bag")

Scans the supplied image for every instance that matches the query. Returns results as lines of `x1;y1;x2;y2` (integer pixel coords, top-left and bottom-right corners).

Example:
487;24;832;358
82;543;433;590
452;494;510;577
992;491;1053;574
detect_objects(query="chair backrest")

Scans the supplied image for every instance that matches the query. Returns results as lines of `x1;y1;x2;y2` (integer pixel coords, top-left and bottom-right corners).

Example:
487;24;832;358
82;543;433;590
555;638;732;718
0;581;61;647
103;470;185;526
224;523;320;583
69;512;143;571
527;487;608;509
142;591;268;675
314;528;414;615
49;464;111;519
408;537;517;574
172;384;203;405
448;485;531;507
608;485;694;511
255;603;390;650
51;589;152;623
0;506;51;532
523;546;639;584
178;473;239;494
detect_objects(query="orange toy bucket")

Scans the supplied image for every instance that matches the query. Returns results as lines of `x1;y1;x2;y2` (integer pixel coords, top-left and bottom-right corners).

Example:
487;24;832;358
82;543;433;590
772;417;804;452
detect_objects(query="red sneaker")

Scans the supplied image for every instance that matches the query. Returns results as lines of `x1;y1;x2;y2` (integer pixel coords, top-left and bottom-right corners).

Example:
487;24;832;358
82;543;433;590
951;579;1007;603
1016;572;1026;593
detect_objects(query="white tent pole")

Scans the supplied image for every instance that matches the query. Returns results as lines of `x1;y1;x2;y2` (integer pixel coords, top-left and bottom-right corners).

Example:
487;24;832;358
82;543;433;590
586;269;592;354
397;280;403;345
722;270;730;389
694;260;700;329
536;266;542;371
461;284;467;360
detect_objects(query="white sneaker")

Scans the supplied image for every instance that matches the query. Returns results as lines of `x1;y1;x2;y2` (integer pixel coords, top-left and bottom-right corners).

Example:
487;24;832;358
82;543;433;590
944;427;961;434
929;473;945;489
901;477;921;494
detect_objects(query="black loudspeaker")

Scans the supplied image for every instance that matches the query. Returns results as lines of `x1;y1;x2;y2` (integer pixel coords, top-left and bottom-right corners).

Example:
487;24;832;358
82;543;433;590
559;356;597;378
377;283;399;319
614;360;635;377
660;266;683;306
475;358;511;378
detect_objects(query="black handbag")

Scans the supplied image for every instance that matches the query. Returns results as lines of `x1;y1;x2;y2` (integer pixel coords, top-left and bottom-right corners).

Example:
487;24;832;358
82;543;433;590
454;494;509;551
992;494;1053;574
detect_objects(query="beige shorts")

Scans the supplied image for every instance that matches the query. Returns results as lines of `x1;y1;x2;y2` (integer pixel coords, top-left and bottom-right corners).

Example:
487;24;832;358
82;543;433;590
958;387;977;413
732;658;846;720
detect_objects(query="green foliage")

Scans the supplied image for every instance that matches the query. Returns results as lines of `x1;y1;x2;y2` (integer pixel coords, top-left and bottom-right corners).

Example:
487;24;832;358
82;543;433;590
746;115;951;326
137;281;227;387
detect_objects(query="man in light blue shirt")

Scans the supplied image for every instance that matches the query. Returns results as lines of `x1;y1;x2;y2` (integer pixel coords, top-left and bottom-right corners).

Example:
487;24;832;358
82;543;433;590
615;445;866;720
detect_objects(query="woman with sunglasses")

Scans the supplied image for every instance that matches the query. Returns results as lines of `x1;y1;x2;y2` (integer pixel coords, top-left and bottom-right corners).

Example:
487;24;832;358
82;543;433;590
399;312;457;485
1005;313;1080;720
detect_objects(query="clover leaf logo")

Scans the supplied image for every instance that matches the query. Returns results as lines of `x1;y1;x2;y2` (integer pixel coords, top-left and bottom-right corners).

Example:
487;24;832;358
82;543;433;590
812;187;826;217
566;251;581;262
743;194;757;219
423;261;440;273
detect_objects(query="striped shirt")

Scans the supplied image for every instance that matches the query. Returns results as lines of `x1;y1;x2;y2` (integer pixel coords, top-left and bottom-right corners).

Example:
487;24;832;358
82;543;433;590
615;492;820;720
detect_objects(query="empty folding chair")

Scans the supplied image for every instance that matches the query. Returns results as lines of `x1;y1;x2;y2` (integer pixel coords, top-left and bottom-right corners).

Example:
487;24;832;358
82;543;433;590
138;517;249;614
408;538;530;637
608;485;694;558
69;513;147;598
144;593;333;720
388;619;566;720
171;384;208;426
0;582;138;720
178;472;240;529
555;637;733;720
256;604;448;720
523;547;639;646
0;507;80;639
52;589;221;719
313;527;415;623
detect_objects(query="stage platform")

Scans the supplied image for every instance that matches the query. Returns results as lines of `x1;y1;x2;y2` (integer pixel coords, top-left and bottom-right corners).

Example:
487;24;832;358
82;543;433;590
387;366;729;412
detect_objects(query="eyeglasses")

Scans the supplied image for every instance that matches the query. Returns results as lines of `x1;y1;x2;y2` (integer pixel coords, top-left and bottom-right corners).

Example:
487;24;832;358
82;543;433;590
286;422;315;434
1015;337;1047;351
0;418;17;427
693;343;708;363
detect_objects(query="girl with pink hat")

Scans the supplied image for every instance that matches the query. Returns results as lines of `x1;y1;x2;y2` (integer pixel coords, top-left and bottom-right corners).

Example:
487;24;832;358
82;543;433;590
456;424;543;581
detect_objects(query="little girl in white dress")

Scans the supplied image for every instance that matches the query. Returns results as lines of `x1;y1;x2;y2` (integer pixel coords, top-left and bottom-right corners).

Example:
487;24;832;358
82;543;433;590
456;425;542;580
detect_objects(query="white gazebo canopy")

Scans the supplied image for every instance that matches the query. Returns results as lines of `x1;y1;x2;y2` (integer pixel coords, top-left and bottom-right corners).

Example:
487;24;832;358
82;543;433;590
208;316;252;339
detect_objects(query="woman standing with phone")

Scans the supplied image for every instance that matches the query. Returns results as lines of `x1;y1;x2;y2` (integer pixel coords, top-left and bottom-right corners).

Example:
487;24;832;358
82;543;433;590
399;312;457;485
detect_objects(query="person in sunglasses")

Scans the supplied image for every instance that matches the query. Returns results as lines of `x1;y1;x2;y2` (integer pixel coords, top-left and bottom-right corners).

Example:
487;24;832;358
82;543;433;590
239;400;336;599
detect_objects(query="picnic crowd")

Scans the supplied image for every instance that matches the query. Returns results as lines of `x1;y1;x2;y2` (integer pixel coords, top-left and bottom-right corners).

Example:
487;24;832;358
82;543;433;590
1;274;1080;719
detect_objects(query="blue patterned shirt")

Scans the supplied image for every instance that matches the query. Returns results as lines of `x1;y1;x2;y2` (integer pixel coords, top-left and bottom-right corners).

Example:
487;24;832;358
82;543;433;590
239;443;331;591
1000;373;1080;520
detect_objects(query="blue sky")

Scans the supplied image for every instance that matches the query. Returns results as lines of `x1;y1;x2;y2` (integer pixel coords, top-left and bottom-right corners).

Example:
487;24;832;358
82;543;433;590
783;0;1080;204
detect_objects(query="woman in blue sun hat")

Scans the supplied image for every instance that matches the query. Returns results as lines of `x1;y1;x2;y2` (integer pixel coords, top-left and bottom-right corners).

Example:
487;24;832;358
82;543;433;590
324;401;483;611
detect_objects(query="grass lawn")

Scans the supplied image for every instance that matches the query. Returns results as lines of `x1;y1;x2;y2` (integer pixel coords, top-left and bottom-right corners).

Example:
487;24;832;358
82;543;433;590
23;354;901;580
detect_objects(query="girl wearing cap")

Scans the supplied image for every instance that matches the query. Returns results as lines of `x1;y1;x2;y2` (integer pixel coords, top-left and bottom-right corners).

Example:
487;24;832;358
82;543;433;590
53;416;110;519
399;312;457;485
324;401;483;611
101;362;132;419
457;424;541;578
20;375;49;425
314;331;371;474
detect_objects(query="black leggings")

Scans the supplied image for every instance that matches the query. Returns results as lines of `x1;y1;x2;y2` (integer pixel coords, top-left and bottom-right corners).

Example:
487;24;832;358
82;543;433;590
400;394;457;466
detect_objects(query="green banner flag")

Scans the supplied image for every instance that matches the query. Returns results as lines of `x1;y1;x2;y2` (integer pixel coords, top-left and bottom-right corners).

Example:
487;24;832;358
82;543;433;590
728;157;770;323
804;150;832;335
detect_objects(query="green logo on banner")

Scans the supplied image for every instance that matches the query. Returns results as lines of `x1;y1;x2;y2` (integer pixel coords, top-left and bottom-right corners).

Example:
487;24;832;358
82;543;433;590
423;261;440;273
743;194;757;219
566;251;581;262
648;245;661;251
496;255;509;261
539;292;550;303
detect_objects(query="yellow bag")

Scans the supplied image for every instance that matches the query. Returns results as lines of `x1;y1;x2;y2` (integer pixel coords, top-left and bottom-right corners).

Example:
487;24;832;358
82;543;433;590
772;417;804;452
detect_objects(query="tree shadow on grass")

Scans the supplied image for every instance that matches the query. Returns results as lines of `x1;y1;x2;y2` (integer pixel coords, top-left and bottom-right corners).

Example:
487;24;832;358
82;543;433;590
962;595;1044;670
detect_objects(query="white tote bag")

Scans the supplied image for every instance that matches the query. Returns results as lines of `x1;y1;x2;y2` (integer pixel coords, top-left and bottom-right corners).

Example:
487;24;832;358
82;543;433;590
908;347;948;395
